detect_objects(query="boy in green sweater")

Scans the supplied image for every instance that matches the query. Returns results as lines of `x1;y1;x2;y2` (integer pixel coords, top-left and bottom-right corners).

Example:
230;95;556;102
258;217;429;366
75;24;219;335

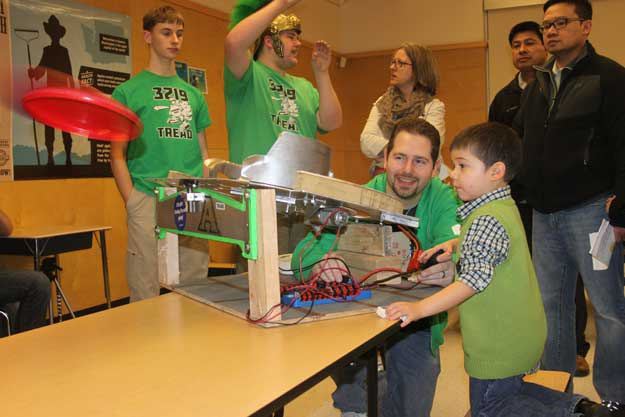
387;122;622;417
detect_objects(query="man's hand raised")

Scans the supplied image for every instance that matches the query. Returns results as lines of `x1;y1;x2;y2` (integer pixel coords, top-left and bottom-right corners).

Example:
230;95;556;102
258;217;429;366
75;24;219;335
312;41;332;73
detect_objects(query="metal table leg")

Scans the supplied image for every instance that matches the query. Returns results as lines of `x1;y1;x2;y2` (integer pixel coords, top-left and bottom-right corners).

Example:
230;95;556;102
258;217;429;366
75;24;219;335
98;230;111;309
366;346;379;417
53;255;75;320
32;239;53;325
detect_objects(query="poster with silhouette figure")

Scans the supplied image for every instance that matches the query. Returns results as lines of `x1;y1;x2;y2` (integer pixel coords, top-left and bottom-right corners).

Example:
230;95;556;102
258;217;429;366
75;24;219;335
10;0;131;179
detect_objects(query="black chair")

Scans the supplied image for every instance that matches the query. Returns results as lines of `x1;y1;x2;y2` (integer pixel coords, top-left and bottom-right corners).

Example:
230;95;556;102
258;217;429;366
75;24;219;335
0;305;12;337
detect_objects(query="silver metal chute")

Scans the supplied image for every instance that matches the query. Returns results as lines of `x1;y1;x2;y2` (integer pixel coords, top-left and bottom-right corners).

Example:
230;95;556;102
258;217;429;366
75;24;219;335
202;132;332;188
240;132;331;189
203;158;241;179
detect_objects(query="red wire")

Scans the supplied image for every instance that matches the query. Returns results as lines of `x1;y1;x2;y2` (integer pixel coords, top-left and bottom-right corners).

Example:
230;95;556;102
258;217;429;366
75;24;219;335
357;267;403;284
398;224;423;272
246;301;289;324
280;263;360;307
255;208;400;324
296;207;349;282
398;224;420;250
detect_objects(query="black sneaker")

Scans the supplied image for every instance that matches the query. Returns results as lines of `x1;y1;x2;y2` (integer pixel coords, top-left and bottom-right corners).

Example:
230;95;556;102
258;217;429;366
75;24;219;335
576;399;625;416
601;401;625;416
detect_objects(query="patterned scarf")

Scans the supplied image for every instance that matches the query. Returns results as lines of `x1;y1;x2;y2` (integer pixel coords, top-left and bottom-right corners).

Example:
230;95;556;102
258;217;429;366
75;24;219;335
376;86;432;139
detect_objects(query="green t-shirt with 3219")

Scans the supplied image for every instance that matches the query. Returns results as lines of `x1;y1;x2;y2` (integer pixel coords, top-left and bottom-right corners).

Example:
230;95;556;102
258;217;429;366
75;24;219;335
112;70;211;195
224;60;321;164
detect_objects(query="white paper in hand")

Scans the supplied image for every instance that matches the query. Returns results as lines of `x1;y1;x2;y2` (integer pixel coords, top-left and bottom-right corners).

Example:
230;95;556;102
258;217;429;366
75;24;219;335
589;219;615;269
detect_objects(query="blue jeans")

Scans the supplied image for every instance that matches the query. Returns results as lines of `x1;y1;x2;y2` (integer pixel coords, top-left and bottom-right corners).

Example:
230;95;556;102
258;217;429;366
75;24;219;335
532;195;625;402
469;375;583;417
0;269;50;334
332;324;440;417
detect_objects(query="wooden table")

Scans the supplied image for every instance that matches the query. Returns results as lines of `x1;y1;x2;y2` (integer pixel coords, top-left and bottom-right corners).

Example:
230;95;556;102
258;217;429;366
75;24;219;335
0;293;398;417
0;225;113;315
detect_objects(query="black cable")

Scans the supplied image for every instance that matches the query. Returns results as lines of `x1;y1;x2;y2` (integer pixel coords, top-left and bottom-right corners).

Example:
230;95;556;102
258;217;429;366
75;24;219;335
379;280;422;291
361;270;421;289
360;270;407;286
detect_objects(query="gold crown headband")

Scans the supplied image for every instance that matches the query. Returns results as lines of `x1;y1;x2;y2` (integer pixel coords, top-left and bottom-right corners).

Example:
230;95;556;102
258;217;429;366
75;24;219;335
269;14;301;35
254;13;301;59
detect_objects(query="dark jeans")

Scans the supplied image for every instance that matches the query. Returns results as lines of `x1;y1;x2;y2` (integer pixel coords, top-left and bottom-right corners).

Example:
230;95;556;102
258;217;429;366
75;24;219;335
332;324;440;417
0;269;50;335
469;374;584;417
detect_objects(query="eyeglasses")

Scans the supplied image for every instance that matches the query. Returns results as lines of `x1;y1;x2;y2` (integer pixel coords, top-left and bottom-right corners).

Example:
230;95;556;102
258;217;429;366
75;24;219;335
390;59;412;69
540;17;585;33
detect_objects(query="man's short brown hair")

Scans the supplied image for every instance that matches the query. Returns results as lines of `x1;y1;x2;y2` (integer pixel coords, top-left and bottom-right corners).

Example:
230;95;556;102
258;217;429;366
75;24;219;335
143;6;184;31
387;117;441;162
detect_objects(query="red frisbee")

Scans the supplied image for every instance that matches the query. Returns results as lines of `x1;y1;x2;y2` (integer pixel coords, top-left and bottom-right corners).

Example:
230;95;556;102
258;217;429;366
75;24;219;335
22;87;143;141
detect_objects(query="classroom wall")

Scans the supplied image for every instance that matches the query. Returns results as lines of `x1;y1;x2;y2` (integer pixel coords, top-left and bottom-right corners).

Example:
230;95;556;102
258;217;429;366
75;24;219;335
1;0;487;312
191;0;342;47
195;0;486;54
337;0;485;53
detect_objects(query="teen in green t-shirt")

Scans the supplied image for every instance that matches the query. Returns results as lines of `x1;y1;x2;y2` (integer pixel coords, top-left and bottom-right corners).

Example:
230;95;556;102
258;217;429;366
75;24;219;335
110;6;211;302
224;0;342;164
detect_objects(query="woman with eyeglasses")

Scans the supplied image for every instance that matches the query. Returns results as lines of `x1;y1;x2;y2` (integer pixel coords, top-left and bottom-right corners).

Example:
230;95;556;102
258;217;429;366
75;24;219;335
360;43;446;177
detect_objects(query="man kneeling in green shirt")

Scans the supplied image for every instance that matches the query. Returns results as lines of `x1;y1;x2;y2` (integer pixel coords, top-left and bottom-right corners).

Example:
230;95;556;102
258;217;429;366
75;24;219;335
292;118;460;417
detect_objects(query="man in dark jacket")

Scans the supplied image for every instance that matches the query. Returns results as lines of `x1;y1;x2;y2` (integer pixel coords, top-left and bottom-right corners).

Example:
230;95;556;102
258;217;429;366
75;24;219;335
514;0;625;411
489;20;547;242
489;21;547;127
491;19;591;379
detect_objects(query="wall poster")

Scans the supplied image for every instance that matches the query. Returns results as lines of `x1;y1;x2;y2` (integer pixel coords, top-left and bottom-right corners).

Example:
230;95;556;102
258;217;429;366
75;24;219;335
175;60;188;83
188;66;207;94
10;0;132;179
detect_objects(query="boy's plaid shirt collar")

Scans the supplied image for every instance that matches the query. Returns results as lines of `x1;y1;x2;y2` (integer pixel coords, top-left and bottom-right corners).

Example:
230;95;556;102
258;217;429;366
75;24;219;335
457;186;512;221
